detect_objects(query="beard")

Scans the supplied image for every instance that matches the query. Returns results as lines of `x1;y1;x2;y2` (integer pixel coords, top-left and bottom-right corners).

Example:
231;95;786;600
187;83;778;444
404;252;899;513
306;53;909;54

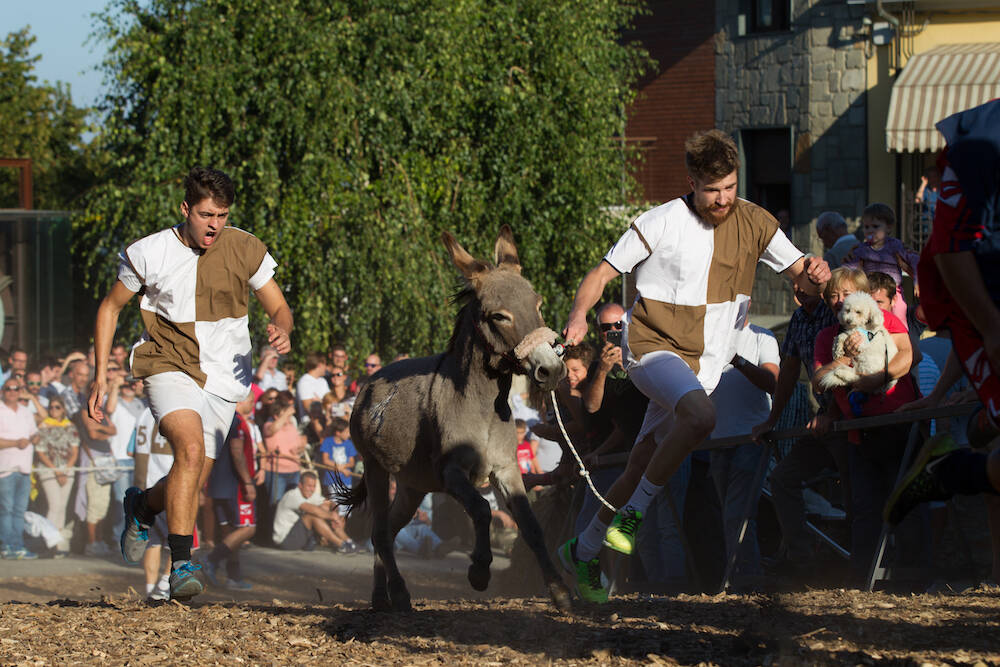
695;200;735;226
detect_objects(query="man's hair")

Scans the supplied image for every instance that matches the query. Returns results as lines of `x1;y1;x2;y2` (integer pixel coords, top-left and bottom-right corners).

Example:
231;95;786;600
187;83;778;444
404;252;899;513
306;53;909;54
330;417;349;432
301;470;319;483
184;166;235;207
330;343;347;354
563;343;594;368
281;359;297;372
823;267;869;300
304;351;326;372
816;211;848;234
867;271;897;299
862;202;896;228
685;130;740;183
9;347;26;358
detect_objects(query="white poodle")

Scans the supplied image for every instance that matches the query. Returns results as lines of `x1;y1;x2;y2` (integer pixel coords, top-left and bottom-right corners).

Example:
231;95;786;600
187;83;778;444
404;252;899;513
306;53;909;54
817;291;897;394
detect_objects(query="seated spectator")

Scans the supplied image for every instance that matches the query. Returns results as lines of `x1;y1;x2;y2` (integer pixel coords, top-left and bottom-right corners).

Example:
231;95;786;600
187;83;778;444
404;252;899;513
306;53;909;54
34;397;78;553
272;471;357;553
390;481;461;559
811;267;923;584
0;376;41;559
319;417;356;500
261;390;305;506
515;419;541;476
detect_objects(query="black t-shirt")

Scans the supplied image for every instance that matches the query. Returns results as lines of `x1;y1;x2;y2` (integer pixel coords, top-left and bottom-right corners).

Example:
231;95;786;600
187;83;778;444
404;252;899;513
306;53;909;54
584;357;649;449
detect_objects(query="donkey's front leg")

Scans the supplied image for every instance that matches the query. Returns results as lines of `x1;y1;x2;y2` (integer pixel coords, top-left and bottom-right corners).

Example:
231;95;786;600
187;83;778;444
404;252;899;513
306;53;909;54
491;465;572;612
441;463;493;591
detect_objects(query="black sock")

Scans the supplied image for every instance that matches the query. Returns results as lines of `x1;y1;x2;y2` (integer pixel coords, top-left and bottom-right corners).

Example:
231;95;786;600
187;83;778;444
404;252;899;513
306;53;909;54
226;552;242;582
167;534;193;566
209;542;232;566
935;449;997;496
135;491;158;526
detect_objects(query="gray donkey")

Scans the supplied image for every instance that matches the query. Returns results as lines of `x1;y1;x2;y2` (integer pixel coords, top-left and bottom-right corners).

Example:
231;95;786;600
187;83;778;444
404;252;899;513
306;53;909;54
335;226;572;612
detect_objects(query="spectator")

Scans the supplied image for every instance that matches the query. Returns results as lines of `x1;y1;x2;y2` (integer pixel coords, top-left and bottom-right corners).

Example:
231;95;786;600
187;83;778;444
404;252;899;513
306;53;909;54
1;348;28;385
75;393;118;558
20;370;49;424
60;359;92;417
329;344;349;374
914;166;941;217
0;377;41;559
38;357;64;403
319;417;356;500
110;342;129;374
325;365;354;418
811;267;921;584
350;353;382;394
389;480;461;558
709;313;779;586
106;371;139;546
34;397;78;553
261;391;305;506
256;387;279;423
841;203;920;324
295;351;329;418
281;360;297;393
272;471;356;552
515;419;541;476
815;211;858;270
133;407;173;602
205;393;258;590
752;280;845;572
254;346;286;392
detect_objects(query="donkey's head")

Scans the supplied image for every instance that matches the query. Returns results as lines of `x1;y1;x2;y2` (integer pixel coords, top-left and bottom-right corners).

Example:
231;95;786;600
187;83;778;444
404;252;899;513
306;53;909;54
442;226;566;391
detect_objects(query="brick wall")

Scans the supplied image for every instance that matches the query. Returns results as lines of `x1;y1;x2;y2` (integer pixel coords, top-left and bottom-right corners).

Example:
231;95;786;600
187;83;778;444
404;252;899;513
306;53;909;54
625;1;717;203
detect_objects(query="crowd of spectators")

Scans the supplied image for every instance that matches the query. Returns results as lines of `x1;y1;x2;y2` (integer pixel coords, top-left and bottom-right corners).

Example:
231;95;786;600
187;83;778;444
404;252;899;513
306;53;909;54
0;199;993;597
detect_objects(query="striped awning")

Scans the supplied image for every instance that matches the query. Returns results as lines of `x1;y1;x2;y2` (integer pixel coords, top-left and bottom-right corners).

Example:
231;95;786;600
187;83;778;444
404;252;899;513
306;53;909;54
886;43;1000;153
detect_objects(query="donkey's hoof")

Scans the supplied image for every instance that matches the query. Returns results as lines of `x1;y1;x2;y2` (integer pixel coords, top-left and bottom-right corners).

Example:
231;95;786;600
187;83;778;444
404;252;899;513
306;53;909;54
548;581;573;613
372;594;391;612
468;562;491;591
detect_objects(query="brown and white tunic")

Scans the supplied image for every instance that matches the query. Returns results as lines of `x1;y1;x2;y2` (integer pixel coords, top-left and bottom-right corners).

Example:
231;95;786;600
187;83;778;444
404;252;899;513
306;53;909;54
604;196;802;394
117;225;277;402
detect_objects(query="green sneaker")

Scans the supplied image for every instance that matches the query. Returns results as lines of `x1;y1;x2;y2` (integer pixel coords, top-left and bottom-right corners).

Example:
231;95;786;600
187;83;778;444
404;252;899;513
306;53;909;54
603;509;643;555
557;538;607;603
884;433;960;525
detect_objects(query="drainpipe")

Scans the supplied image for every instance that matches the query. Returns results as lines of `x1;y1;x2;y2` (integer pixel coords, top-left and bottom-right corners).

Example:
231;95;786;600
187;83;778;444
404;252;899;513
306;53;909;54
875;0;901;69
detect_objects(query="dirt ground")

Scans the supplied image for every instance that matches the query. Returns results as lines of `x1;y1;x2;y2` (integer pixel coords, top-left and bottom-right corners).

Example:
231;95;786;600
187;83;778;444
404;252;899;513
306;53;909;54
2;552;999;666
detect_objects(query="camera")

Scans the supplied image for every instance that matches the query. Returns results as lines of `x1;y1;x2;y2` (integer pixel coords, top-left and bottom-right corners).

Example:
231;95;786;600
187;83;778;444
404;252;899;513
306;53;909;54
606;330;623;346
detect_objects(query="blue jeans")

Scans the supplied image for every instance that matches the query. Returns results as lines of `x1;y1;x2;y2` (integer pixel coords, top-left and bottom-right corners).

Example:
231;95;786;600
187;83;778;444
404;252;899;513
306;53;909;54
395;523;440;554
636;456;692;583
110;459;135;538
265;471;300;506
710;443;766;577
0;472;30;550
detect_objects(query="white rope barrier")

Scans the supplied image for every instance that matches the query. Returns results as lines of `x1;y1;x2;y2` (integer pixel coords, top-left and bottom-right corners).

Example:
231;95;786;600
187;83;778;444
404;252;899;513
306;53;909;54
0;464;134;474
549;389;617;513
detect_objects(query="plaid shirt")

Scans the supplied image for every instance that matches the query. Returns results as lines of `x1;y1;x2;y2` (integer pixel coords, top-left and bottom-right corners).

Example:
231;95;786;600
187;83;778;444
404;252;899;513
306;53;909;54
780;301;837;377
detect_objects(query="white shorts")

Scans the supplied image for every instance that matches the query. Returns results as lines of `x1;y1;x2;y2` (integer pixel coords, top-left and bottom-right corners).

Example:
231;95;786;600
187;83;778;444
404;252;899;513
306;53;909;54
628;350;707;444
144;372;237;460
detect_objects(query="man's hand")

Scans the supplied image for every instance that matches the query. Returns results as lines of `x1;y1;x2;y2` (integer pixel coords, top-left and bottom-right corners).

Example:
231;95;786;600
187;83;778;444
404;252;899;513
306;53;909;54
806;413;832;436
88;378;107;422
597;342;621;373
895;394;937;413
751;417;777;443
804;255;831;286
242;481;256;502
56;472;68;487
16;438;29;449
267;323;291;354
562;313;588;347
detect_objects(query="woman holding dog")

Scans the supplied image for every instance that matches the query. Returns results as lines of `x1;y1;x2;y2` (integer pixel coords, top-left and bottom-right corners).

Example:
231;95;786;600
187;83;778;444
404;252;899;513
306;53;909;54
811;267;923;585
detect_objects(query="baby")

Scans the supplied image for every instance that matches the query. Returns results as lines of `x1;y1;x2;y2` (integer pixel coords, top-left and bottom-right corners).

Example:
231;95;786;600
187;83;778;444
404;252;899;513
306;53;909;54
841;203;920;324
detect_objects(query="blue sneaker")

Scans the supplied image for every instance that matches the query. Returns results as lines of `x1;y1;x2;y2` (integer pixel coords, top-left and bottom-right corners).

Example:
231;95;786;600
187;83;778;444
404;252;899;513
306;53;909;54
120;487;151;565
12;548;38;560
169;561;204;601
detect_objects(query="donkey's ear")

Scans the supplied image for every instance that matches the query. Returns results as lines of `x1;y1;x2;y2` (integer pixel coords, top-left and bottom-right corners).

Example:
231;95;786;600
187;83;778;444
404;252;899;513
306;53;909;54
442;231;489;282
494;225;521;273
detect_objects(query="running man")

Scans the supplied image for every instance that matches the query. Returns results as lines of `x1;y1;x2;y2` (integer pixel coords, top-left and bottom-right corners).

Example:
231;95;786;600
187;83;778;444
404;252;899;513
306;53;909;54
88;166;293;601
558;130;830;602
884;99;1000;523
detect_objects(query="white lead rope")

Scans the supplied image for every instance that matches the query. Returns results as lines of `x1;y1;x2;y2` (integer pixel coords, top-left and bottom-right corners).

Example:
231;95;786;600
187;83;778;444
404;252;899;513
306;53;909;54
549;390;617;513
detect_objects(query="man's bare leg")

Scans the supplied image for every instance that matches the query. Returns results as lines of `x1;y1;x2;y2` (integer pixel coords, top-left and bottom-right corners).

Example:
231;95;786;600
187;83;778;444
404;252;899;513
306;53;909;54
158;410;207;536
303;515;345;548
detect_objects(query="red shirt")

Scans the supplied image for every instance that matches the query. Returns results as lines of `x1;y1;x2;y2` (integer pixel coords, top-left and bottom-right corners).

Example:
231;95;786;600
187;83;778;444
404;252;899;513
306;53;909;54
813;309;918;420
516;440;535;474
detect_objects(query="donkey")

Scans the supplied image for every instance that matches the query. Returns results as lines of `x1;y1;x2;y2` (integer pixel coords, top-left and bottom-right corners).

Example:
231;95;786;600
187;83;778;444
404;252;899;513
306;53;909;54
336;226;572;612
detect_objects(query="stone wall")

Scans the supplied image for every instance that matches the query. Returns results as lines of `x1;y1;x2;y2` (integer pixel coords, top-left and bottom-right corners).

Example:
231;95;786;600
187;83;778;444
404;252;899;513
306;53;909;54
715;0;869;317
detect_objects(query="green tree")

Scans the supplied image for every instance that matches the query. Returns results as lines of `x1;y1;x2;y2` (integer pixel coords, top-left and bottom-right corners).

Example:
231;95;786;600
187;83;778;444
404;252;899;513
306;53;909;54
78;0;649;362
0;28;94;209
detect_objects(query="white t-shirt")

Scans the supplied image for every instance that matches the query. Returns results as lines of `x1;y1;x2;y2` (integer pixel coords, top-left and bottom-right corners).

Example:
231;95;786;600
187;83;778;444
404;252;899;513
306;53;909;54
109;403;138;460
256;367;288;392
134;407;173;488
272;485;325;543
296;373;330;416
709;324;780;438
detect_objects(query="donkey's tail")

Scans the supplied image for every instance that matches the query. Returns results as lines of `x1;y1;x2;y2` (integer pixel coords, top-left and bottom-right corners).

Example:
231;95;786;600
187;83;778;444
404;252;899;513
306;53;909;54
331;469;367;517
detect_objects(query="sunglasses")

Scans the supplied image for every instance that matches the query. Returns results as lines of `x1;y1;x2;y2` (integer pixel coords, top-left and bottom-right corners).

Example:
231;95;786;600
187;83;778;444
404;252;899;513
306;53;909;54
3;385;21;391
364;363;379;368
26;381;41;386
599;321;624;332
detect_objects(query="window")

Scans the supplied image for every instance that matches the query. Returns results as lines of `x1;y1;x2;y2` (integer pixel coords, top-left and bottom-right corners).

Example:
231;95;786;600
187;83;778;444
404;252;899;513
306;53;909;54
738;128;792;228
737;0;791;36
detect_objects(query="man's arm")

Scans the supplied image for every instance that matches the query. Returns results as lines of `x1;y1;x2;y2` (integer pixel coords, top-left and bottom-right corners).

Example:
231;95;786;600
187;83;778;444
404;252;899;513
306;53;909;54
255;279;294;355
733;356;779;394
936;252;1000;371
90;281;137;422
782;255;831;297
752;355;801;441
563;261;621;345
583;343;620;413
